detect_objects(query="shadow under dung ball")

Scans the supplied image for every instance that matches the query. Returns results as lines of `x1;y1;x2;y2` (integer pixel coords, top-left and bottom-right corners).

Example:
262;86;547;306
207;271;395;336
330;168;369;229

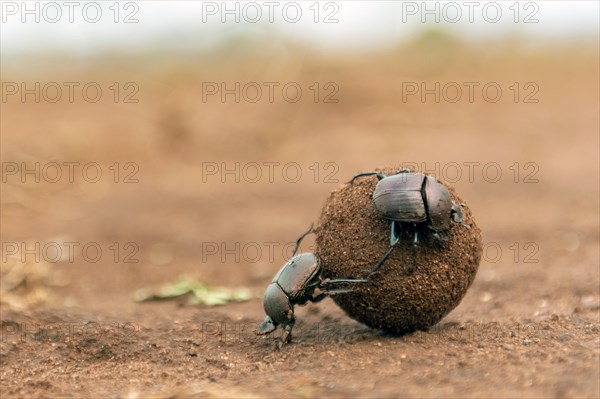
315;167;482;333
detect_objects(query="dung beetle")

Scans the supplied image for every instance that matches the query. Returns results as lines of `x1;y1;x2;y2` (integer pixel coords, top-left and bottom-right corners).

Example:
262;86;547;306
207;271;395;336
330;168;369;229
349;169;464;273
256;225;367;348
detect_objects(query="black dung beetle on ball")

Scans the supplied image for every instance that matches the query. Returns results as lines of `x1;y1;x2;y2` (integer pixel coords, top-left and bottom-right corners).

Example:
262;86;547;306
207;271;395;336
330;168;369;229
349;169;464;273
256;225;367;348
257;169;479;346
316;166;482;334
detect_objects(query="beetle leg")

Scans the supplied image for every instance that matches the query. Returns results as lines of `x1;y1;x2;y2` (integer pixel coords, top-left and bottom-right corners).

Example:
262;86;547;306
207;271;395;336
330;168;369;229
430;229;448;243
316;278;368;296
348;171;387;183
291;223;314;257
324;287;357;295
276;321;295;350
312;277;368;300
390;220;400;246
406;224;418;273
370;221;400;274
314;287;359;301
321;277;368;285
310;292;329;303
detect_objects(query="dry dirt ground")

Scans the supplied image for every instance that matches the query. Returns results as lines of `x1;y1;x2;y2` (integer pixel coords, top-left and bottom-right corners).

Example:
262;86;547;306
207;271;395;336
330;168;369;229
1;38;599;398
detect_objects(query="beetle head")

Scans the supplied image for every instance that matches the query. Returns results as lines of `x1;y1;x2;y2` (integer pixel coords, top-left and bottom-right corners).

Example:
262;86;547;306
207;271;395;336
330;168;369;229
257;315;277;335
260;253;321;330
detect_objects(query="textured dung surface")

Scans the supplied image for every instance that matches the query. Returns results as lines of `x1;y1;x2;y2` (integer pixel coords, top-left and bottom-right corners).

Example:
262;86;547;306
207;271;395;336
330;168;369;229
315;167;482;333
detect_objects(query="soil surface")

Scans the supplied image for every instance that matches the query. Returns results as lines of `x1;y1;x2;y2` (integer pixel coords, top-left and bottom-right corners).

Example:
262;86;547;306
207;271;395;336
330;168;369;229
1;40;599;398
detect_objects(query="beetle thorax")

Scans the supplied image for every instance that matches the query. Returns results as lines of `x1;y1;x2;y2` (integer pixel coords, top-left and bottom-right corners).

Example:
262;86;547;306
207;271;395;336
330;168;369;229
273;253;321;302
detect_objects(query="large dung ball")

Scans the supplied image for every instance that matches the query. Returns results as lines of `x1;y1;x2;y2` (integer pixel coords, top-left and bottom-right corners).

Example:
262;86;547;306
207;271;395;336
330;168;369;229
315;167;482;333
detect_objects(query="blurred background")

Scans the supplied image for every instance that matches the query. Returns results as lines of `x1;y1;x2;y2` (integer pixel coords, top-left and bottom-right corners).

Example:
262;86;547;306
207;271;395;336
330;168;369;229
2;0;598;291
1;1;599;396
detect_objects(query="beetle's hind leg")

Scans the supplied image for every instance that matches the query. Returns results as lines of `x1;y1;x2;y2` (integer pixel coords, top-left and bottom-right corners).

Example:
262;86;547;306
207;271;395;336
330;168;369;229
348;171;387;183
315;276;369;299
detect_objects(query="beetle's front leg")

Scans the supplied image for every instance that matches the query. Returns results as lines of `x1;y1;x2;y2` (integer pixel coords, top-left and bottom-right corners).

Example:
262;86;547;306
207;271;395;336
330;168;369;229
310;292;328;303
430;229;448;243
276;319;295;350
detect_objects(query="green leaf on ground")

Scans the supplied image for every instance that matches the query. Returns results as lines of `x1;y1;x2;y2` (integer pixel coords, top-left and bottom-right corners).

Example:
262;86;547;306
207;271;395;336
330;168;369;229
133;276;257;306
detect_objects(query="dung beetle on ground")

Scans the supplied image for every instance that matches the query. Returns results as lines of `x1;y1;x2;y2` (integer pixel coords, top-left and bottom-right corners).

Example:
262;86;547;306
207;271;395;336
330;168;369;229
349;169;464;274
256;225;367;348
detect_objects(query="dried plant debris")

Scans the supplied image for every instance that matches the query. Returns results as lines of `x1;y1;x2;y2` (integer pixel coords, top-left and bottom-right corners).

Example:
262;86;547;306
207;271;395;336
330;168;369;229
0;254;68;310
134;276;257;306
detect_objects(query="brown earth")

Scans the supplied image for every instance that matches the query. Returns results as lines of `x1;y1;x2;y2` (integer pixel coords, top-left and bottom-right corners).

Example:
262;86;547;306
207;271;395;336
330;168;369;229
1;37;599;398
